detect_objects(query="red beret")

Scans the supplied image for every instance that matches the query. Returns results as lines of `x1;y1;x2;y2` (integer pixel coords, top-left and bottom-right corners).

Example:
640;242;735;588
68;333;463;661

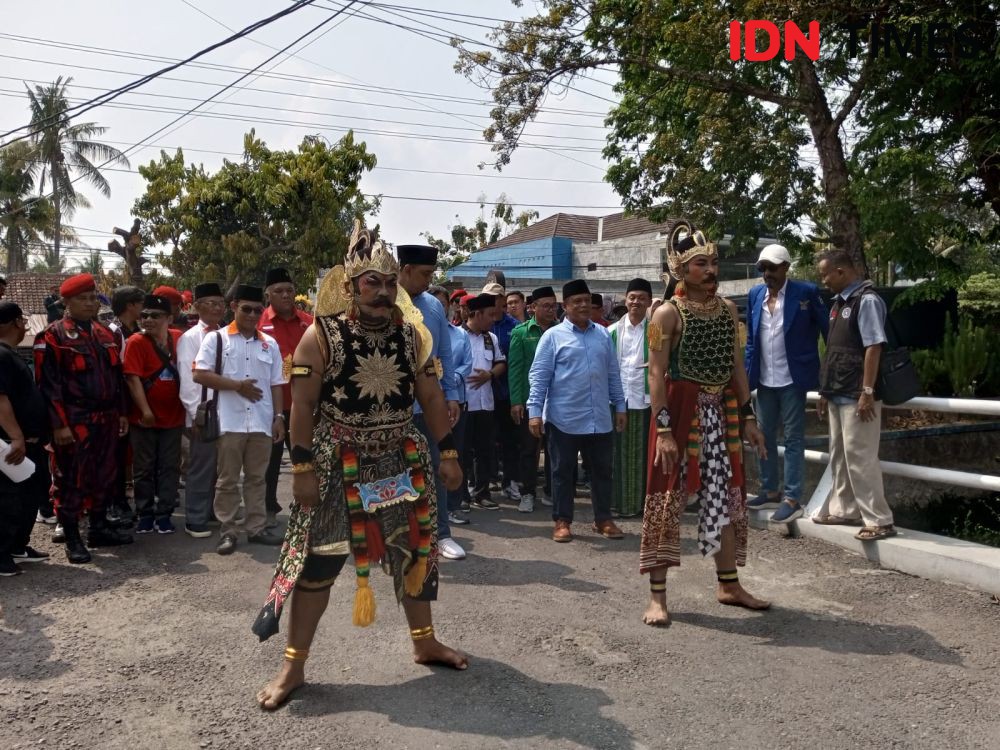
181;290;193;304
449;289;467;302
460;294;475;306
60;273;96;298
153;286;183;305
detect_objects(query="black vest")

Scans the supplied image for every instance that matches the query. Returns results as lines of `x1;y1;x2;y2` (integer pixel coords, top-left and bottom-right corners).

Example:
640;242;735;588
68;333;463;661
819;281;877;399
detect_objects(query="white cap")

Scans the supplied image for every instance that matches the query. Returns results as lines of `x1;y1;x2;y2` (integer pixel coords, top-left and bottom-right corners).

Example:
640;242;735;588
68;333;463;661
482;282;505;296
757;244;791;266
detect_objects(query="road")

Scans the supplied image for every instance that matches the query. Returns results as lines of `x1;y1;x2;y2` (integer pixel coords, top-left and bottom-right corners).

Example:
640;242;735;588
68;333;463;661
2;478;999;750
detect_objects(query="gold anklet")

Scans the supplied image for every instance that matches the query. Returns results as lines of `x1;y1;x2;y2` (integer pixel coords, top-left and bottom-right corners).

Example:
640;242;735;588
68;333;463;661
410;625;434;641
284;646;309;662
650;581;667;593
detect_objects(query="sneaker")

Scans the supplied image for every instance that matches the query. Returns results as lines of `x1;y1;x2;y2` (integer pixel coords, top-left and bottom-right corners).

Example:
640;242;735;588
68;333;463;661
184;523;212;538
216;534;237;555
517;494;534;513
471;496;500;510
540;493;553;507
52;523;66;543
265;512;280;530
248;530;283;546
36;510;57;525
770;500;803;524
748;493;781;510
489;480;502;492
11;546;50;563
448;512;470;525
0;556;21;577
505;481;522;502
136;516;155;534
460;500;471;512
439;537;466;560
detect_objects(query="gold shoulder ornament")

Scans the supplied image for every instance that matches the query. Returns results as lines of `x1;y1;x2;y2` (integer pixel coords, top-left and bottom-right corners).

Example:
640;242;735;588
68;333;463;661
648;320;665;351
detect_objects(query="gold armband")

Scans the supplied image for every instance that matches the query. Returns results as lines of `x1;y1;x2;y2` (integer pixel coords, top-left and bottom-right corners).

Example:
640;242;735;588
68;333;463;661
290;364;313;377
290;462;316;474
440;449;459;460
648;321;664;351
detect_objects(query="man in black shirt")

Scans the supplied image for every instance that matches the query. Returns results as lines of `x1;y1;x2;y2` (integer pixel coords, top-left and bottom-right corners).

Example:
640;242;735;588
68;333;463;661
0;302;52;576
44;285;64;324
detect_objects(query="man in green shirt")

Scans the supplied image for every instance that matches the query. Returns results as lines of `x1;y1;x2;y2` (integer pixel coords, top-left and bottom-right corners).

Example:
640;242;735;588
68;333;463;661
508;286;559;512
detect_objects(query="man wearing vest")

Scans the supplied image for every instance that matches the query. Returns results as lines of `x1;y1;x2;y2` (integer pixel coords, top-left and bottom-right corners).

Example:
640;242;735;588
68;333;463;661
744;244;829;523
610;278;654;518
815;250;896;540
509;286;558;513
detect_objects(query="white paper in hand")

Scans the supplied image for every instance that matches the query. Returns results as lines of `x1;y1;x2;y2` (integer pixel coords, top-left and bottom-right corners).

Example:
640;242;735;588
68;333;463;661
0;439;35;483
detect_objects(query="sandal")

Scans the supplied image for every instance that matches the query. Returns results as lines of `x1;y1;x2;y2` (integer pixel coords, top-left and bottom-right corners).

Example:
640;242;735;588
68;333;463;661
812;514;863;526
854;525;898;541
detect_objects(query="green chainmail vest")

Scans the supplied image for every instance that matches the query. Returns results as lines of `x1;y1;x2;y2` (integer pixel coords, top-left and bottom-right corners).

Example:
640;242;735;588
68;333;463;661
669;299;736;386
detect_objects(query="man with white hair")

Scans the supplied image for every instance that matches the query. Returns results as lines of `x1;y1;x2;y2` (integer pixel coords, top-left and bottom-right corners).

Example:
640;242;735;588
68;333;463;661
744;244;828;523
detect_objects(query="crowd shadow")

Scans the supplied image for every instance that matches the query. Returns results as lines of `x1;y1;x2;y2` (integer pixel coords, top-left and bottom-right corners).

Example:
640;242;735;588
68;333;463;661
0;522;212;681
670;607;962;665
442;555;607;593
289;656;633;749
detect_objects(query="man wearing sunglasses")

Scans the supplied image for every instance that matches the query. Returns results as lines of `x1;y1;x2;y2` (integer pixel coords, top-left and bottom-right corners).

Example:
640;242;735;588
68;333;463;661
745;244;829;524
193;285;286;554
123;295;186;535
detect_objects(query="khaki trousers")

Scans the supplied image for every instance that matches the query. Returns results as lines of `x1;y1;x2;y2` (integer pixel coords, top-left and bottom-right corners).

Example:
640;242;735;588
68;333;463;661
214;432;272;538
821;400;894;527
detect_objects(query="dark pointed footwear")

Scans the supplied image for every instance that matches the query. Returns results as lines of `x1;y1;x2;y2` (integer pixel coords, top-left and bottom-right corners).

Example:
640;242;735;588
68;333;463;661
63;523;92;565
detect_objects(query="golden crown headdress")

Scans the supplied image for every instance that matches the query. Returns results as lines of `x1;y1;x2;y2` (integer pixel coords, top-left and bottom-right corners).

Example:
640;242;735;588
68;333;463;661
664;219;718;281
344;218;399;278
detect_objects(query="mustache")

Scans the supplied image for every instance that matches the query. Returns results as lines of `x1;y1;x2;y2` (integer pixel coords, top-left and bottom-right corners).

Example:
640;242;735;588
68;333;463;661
370;297;393;308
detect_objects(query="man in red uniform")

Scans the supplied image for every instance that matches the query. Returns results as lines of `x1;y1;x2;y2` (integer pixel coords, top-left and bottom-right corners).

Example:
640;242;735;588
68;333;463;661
123;294;186;534
259;268;313;528
35;273;133;564
153;285;190;332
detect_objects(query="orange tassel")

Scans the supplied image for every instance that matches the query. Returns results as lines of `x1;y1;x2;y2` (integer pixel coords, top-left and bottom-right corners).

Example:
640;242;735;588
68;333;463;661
404;557;427;598
352;578;376;627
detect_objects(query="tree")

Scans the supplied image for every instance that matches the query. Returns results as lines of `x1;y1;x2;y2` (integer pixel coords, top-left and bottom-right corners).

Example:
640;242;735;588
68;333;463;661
422;192;538;281
0;142;55;273
457;1;999;277
25;76;130;262
133;131;377;291
73;251;104;276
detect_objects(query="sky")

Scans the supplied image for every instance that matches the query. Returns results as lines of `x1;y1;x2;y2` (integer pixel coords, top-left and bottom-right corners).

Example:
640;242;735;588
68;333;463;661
0;0;624;272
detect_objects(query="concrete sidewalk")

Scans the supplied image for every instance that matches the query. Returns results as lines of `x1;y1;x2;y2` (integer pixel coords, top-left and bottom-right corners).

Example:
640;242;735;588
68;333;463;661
2;481;999;749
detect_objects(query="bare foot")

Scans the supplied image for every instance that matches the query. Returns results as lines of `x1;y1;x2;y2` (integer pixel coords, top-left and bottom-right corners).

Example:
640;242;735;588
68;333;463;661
717;582;771;610
256;661;305;711
642;595;670;627
413;637;469;670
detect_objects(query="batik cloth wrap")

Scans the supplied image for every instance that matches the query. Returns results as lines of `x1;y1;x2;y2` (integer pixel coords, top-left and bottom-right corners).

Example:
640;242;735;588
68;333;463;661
639;298;747;574
613;408;650;517
252;313;439;641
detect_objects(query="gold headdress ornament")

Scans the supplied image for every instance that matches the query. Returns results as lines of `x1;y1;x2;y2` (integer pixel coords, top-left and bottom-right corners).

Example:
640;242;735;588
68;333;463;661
664;219;719;281
314;219;432;368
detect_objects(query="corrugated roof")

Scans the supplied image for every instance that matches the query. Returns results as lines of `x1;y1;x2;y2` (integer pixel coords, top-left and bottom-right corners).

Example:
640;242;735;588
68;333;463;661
478;211;675;251
4;272;73;315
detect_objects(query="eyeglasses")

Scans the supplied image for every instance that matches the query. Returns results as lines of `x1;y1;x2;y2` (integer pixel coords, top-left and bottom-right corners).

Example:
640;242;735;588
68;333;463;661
239;305;265;315
757;262;780;272
140;311;165;319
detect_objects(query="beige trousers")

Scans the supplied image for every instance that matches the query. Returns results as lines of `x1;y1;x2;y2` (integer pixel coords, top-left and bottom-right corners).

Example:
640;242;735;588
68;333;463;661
214;432;272;538
821;400;894;527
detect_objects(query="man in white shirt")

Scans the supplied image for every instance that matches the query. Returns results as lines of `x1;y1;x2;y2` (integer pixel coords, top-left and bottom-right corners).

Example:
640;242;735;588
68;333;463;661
177;282;226;538
609;278;653;517
464;294;507;510
193;285;286;554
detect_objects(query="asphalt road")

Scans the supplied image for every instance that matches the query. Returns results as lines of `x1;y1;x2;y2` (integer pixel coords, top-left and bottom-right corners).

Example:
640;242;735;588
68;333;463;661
2;479;999;750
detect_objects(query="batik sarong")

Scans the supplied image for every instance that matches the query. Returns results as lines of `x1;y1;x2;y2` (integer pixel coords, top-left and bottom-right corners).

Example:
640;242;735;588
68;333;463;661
612;407;650;517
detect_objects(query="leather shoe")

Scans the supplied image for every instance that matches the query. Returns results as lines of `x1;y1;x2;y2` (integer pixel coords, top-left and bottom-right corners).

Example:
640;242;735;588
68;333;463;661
216;534;237;555
63;524;91;565
248;530;283;546
593;519;625;539
552;519;573;543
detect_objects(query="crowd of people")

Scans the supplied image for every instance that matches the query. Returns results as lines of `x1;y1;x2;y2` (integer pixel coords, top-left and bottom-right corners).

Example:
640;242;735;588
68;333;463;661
1;220;896;707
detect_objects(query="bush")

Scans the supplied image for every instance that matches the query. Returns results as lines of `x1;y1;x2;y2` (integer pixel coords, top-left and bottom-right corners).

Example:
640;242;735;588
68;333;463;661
958;272;1000;325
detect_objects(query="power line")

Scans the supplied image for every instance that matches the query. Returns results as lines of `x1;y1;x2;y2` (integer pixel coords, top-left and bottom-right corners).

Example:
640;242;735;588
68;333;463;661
0;0;322;145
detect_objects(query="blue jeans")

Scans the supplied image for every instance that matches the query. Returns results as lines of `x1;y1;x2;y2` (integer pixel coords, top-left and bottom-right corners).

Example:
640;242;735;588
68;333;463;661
414;414;451;540
546;424;613;524
756;384;806;502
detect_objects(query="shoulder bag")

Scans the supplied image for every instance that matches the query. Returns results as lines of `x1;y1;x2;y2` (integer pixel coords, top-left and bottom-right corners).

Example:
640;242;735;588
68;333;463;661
194;331;223;442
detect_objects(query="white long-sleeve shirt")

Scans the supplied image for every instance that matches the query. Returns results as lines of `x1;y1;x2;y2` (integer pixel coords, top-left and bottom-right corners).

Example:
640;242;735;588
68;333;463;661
177;320;218;428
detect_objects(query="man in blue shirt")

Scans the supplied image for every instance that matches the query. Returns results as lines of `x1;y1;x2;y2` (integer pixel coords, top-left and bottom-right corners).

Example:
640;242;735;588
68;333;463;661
527;279;627;543
398;246;464;561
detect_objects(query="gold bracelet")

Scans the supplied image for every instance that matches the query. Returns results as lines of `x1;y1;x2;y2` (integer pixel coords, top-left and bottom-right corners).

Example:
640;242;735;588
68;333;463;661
410;625;434;641
440;450;458;460
655;427;671;434
291;462;316;474
284;646;309;662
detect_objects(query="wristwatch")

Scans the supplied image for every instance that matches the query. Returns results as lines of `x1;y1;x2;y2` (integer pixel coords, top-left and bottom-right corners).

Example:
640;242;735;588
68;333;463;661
862;386;874;396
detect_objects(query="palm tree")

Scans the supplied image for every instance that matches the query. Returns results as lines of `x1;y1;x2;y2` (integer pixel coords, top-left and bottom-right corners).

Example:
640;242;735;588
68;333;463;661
0;142;54;273
26;76;129;262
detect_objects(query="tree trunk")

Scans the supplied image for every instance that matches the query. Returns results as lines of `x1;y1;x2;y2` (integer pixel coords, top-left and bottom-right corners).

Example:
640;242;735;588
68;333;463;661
50;155;62;263
792;58;869;276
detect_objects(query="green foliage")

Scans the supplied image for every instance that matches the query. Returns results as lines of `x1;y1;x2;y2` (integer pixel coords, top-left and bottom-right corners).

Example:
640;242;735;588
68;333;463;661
914;313;1000;397
958;272;1000;324
133;131;377;291
949;506;1000;548
0;141;55;273
910;349;950;396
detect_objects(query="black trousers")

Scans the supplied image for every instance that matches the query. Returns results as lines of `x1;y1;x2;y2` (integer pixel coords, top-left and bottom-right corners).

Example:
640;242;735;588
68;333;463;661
264;410;291;515
447;407;470;512
466;409;495;500
546;424;613;524
0;442;50;554
493;399;520;485
131;425;182;519
518;418;551;497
